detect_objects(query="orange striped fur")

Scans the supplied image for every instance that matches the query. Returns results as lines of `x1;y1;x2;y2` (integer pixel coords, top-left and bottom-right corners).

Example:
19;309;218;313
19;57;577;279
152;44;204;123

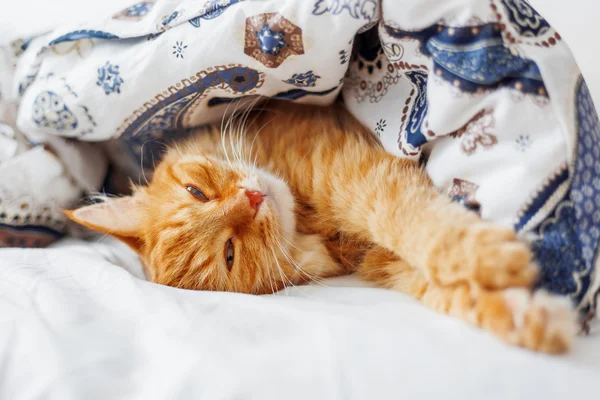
66;100;577;353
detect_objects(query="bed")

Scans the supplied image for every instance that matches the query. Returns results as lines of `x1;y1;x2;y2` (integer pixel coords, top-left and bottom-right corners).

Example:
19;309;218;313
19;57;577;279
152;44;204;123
1;1;600;399
1;237;599;399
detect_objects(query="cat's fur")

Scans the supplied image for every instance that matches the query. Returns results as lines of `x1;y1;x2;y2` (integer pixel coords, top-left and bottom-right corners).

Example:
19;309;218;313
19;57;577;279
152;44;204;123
66;100;577;353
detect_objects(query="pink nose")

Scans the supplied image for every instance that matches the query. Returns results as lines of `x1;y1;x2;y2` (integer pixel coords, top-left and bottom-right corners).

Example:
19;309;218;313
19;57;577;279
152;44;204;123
245;190;264;211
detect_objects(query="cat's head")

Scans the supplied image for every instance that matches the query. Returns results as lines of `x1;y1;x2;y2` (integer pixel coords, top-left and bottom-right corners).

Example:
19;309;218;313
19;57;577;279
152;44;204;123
65;146;299;294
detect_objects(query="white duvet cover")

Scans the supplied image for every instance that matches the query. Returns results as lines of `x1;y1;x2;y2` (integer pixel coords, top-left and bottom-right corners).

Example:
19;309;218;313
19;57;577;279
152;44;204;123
0;238;599;400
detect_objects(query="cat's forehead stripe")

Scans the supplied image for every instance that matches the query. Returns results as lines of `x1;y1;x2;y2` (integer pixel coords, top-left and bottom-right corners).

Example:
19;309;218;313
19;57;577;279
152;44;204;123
169;159;244;196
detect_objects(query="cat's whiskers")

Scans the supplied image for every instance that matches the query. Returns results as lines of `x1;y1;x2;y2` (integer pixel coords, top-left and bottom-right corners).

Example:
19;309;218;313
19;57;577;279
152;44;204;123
274;227;333;287
234;96;256;163
218;96;278;175
247;116;277;170
93;231;112;245
139;138;158;186
219;97;240;168
219;129;233;168
273;235;331;288
269;245;295;296
228;101;243;164
226;95;272;170
227;94;258;164
269;220;329;287
270;239;325;299
262;247;277;295
230;96;253;165
274;241;310;283
243;97;269;168
225;112;239;165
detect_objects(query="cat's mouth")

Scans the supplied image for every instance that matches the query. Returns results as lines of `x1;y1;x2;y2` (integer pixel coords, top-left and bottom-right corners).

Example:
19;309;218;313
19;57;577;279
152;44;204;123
256;184;279;217
244;175;280;217
250;171;296;240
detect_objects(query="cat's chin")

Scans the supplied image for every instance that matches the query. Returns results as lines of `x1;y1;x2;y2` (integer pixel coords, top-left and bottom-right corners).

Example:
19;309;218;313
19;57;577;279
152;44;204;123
254;170;296;241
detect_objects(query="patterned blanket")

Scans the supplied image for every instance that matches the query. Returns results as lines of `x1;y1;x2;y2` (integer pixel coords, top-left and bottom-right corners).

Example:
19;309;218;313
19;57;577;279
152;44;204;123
1;0;599;314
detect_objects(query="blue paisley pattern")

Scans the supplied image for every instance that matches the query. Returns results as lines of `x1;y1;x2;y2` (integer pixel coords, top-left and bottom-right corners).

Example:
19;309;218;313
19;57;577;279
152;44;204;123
531;202;586;297
256;24;287;55
501;0;550;38
121;66;264;173
571;80;600;272
207;85;339;107
384;23;547;96
515;165;569;231
32;91;78;131
49;30;120;46
19;72;39;96
526;79;600;305
161;11;180;27
244;13;304;69
189;0;240;27
571;79;600;307
312;0;377;21
283;71;321;87
97;62;124;95
125;2;153;17
188;18;201;28
273;86;338;100
404;71;429;148
113;1;154;20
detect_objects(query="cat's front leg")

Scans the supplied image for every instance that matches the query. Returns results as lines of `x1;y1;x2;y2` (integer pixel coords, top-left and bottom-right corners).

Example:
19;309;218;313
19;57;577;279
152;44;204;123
358;248;577;354
406;209;539;290
288;233;348;283
372;183;539;290
321;150;537;289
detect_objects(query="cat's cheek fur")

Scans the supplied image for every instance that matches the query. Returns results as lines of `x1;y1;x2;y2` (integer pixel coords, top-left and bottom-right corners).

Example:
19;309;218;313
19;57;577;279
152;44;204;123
290;234;346;280
255;171;296;241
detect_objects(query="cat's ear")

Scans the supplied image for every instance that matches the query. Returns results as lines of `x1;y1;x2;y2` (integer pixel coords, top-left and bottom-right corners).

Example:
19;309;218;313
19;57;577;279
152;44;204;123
63;196;145;251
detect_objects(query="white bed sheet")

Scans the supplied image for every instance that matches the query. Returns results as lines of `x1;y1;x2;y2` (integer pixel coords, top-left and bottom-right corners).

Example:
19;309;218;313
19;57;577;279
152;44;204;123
0;238;599;400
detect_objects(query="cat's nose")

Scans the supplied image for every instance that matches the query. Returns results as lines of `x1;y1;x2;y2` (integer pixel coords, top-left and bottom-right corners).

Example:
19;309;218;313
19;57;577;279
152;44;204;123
245;190;264;211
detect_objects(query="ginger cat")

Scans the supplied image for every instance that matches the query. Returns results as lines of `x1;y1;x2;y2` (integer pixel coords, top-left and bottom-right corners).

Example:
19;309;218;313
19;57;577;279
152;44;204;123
66;100;577;353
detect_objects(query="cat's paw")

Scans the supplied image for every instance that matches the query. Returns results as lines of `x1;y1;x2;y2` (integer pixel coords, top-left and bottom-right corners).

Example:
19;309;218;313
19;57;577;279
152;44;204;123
501;289;578;354
465;223;537;289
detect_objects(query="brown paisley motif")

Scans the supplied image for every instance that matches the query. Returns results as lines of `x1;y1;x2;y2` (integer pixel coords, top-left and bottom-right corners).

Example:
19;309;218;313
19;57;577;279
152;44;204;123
448;178;481;214
449;109;498;155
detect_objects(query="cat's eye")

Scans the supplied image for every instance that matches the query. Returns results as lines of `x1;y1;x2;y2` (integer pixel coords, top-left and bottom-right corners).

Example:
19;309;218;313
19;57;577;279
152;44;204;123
186;185;208;201
225;238;235;271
